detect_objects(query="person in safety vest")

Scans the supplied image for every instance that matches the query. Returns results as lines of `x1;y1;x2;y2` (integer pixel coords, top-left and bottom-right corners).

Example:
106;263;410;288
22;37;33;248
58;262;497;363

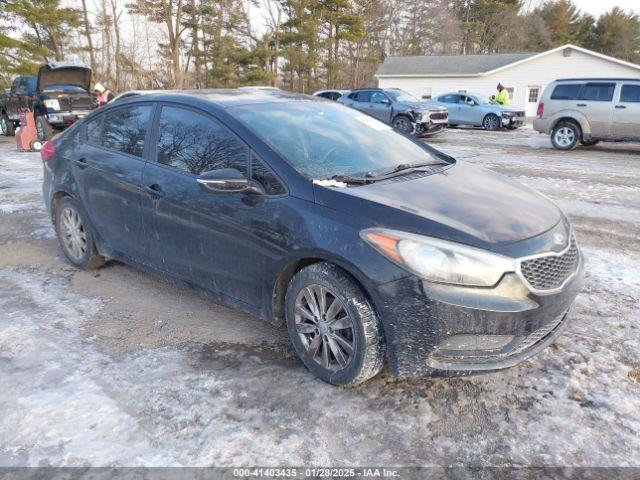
495;83;510;106
93;83;114;107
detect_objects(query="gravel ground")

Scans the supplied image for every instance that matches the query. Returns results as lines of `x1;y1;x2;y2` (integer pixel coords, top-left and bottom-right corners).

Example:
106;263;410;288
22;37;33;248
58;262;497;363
0;126;638;468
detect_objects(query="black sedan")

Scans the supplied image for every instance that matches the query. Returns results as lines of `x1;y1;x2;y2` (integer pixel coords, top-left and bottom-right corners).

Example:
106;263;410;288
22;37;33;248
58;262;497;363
41;89;583;385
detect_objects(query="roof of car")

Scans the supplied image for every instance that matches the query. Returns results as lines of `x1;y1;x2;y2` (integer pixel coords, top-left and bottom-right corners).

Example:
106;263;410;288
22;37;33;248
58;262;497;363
121;88;318;108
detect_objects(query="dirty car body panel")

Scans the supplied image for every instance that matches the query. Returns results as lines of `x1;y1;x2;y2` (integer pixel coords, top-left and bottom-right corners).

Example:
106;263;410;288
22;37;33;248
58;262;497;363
42;89;583;378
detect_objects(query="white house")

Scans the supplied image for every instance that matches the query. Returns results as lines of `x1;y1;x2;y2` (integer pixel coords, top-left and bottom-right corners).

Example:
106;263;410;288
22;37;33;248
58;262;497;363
375;44;640;117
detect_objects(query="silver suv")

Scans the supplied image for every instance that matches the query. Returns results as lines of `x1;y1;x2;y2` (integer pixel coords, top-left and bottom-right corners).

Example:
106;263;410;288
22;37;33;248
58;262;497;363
534;78;640;150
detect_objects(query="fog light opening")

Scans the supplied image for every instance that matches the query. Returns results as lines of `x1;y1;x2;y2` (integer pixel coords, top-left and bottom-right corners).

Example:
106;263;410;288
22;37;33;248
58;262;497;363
439;334;516;352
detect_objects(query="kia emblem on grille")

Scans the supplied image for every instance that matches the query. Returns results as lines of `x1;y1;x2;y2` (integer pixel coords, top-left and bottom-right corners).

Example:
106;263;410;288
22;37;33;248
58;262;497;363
553;232;565;245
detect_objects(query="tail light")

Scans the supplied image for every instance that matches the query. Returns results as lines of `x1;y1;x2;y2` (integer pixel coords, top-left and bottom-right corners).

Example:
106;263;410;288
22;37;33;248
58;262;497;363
41;141;55;163
536;102;544;119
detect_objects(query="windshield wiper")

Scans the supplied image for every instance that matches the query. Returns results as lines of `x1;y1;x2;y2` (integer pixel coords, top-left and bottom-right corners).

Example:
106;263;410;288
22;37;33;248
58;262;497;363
372;161;449;178
330;174;374;185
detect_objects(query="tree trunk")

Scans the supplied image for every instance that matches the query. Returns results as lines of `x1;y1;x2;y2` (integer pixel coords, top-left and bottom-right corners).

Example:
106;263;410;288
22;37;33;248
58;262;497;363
80;0;96;73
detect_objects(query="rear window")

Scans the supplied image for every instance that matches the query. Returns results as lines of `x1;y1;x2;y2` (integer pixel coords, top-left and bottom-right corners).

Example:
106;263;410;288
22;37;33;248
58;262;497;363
101;105;152;157
550;84;582;100
579;83;615;102
620;84;640;103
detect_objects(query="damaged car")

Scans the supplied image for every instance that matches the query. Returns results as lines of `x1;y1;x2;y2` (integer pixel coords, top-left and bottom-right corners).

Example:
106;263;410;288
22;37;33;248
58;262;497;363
0;62;97;140
427;92;526;130
339;87;449;136
42;90;583;385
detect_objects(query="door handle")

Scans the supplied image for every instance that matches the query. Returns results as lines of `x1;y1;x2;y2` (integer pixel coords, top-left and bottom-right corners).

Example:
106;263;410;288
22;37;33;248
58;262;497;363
74;158;88;169
144;184;165;199
576;103;587;107
615;105;627;109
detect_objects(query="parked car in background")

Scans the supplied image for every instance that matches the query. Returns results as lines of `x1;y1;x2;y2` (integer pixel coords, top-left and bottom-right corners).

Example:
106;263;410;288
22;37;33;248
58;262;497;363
0;62;97;140
42;89;582;385
427;92;525;131
313;89;349;101
338;87;448;136
534;78;640;150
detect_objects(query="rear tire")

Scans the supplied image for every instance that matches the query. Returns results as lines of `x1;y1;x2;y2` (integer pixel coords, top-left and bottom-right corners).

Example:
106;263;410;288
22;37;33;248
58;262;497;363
551;121;580;150
54;196;105;269
36;115;54;141
482;114;501;131
284;262;385;386
1;113;14;136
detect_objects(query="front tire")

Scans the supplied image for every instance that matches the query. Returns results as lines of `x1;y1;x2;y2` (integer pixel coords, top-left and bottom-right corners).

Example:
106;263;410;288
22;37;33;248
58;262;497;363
392;115;413;134
54;197;104;269
482;113;501;131
1;113;14;136
551;121;580;150
284;262;385;386
36;115;54;141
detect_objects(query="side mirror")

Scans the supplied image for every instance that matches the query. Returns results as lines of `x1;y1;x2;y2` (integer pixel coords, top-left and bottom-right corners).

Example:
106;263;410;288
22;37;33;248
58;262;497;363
381;98;391;105
197;168;262;194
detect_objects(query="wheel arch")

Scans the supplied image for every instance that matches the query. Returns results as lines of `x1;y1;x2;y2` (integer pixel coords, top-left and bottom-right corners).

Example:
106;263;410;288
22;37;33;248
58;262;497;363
549;113;590;137
270;253;384;332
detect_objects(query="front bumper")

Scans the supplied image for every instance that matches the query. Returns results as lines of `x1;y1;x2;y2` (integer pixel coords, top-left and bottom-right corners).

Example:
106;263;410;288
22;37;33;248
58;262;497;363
502;115;525;128
373;252;584;377
46;110;92;126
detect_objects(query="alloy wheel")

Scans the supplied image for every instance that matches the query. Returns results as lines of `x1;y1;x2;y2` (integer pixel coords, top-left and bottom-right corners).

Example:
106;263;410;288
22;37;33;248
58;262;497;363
484;115;499;130
393;117;412;133
554;127;576;148
60;206;87;261
294;284;355;371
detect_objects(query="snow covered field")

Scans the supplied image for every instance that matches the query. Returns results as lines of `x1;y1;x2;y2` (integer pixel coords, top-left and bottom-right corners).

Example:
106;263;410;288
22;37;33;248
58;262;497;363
0;127;639;468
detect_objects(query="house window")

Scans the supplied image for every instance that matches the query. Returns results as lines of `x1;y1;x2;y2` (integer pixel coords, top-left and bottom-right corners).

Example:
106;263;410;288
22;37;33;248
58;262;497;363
456;87;468;93
505;87;515;101
528;87;540;103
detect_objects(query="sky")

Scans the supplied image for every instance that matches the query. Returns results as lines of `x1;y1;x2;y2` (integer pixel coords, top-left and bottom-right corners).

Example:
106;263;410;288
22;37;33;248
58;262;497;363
528;0;640;17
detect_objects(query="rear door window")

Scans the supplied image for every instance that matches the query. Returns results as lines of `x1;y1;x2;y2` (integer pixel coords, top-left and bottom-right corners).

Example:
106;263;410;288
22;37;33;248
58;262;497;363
101;105;152;157
439;94;459;103
86;115;103;145
578;83;616;102
155;105;249;176
620;84;640;103
550;84;582;100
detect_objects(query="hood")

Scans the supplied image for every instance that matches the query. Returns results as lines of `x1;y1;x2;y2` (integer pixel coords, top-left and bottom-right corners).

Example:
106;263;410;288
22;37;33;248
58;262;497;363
496;105;524;114
37;62;92;92
315;162;562;252
400;101;446;112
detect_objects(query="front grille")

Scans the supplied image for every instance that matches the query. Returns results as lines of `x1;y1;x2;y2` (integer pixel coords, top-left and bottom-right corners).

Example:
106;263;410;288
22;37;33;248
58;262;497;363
520;236;579;291
430;111;448;121
58;95;95;111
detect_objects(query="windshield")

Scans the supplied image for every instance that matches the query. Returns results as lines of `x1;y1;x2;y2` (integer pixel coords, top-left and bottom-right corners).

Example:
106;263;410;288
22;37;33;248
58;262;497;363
472;94;493;105
385;89;419;103
231;101;443;179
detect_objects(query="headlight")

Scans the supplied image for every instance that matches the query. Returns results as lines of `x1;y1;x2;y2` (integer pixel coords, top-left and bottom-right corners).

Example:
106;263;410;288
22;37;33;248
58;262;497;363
44;99;60;110
360;228;515;287
413;111;422;121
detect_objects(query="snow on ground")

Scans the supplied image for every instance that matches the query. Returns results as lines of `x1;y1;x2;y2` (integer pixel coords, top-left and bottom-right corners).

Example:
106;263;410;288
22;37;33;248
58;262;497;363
0;128;639;467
